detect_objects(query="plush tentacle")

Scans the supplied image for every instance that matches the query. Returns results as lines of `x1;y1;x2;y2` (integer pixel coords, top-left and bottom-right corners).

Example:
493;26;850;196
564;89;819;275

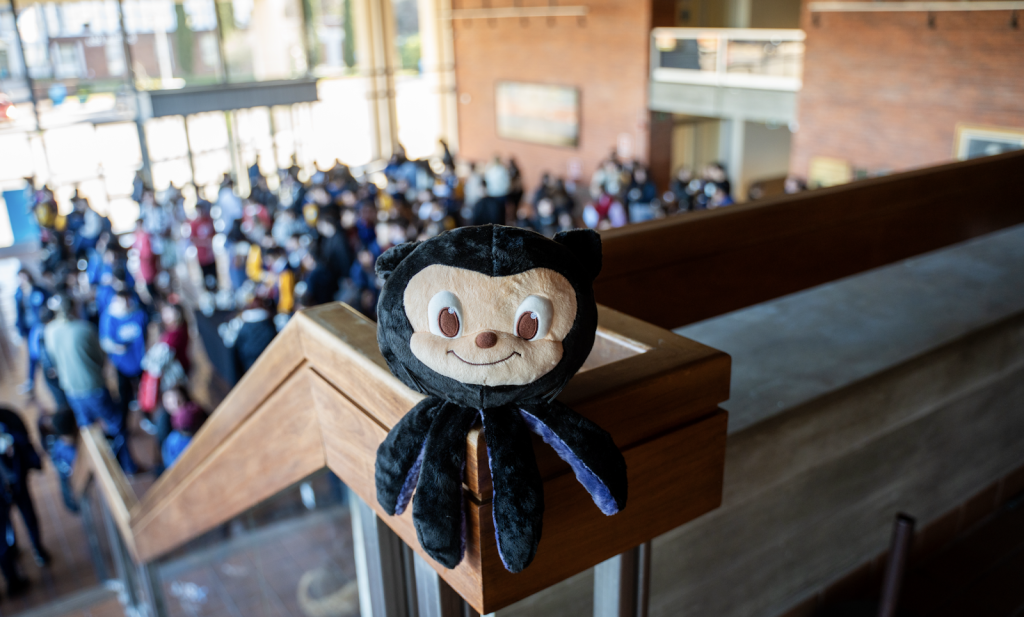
376;397;445;515
481;408;545;573
412;404;479;569
520;401;627;515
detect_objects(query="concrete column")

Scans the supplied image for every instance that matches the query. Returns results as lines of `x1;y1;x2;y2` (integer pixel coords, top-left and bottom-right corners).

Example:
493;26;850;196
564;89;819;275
418;0;458;152
718;117;745;199
726;0;751;28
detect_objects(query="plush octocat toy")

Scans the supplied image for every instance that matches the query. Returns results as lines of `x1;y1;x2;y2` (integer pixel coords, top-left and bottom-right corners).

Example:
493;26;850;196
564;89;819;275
374;224;628;573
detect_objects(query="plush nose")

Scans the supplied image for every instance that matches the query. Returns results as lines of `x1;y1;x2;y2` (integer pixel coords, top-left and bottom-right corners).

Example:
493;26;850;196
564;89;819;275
475;331;498;349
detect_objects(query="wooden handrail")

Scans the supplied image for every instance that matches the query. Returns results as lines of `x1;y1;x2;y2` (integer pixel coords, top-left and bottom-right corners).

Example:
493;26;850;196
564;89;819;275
596;149;1024;329
73;302;730;614
74;425;141;561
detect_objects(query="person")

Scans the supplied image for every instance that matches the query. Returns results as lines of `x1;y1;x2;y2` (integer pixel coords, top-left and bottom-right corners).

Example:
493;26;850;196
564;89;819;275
583;187;628;229
706;162;732;199
471;181;506;226
15;269;48;394
346;248;380;316
709;184;735;208
37;307;71;414
784;176;808;194
316;215;354;287
188;200;218;291
133;216;160;304
45;295;137;474
669;168;695;213
507;157;524;208
64;195;109;261
463;162;485;212
484;156;510;202
94;265;134;321
159;387;207;470
99;289;149;416
39;410;78;513
625;166;659;223
263;246;297;315
159;303;190;377
0;407;50;571
299;250;338;308
220;296;278;378
217;176;244;232
225;220;251;291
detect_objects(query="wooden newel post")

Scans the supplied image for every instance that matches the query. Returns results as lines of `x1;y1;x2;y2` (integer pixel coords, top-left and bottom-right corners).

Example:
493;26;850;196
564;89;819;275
299;303;730;615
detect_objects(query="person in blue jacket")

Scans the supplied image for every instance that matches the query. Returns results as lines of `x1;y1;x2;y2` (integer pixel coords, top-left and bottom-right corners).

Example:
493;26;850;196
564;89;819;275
15;269;48;395
99;289;149;417
95;264;140;323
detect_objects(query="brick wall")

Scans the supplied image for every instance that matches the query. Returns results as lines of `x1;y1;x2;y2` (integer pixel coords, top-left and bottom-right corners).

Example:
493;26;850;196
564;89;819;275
451;0;658;196
791;7;1024;177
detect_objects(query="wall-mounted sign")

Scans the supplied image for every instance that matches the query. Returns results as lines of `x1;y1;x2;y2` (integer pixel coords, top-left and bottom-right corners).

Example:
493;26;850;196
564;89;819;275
495;81;579;148
954;124;1024;160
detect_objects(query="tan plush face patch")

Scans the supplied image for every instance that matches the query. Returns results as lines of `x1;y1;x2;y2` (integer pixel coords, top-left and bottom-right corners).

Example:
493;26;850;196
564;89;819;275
404;264;577;387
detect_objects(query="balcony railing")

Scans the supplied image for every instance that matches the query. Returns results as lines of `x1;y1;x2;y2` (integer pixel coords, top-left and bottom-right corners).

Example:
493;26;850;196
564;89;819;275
651;27;805;91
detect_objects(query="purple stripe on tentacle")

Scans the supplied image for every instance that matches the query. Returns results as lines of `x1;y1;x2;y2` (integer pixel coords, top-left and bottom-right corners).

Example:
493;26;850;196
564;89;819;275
481;410;514;571
519;409;620;516
394;442;426;515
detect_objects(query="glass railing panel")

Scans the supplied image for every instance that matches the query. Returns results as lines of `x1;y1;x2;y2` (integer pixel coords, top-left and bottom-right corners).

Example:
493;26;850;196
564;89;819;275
724;39;804;78
151;468;358;617
652;28;805;91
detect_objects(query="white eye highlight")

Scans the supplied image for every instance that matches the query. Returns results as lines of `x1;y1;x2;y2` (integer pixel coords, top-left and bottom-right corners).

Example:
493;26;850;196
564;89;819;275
514;295;553;341
428;290;463;338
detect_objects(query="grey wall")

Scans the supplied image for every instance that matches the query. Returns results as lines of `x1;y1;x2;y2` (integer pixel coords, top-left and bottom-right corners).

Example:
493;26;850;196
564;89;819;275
497;224;1024;617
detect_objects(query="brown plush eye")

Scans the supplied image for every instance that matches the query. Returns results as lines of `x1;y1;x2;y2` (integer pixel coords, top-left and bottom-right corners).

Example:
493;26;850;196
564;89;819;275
438;308;460;338
516;312;539;340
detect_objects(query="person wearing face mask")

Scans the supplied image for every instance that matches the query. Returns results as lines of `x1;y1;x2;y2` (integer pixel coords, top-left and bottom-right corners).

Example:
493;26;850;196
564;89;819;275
99;290;149;417
262;246;296;315
219;295;278;380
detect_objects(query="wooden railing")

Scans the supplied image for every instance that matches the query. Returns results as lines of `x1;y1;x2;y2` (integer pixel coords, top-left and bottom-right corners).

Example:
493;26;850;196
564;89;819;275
72;150;1024;617
74;302;731;615
597;149;1024;329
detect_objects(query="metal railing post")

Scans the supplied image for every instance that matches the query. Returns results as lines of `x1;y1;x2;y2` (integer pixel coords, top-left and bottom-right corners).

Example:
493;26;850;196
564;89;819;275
78;487;110;582
413;551;465;617
98;497;139;609
593;541;652;617
349;489;410;617
137;561;170;617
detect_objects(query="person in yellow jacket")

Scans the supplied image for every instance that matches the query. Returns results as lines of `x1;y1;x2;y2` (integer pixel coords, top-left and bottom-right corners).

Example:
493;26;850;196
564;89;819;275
245;243;264;283
262;246;296;315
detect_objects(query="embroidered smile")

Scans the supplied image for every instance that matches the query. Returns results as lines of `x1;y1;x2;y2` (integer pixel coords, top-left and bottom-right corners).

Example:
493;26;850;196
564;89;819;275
447;351;522;366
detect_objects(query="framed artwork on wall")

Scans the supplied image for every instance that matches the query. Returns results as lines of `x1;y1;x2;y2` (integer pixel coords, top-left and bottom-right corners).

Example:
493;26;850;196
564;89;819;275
495;82;580;148
954;124;1024;160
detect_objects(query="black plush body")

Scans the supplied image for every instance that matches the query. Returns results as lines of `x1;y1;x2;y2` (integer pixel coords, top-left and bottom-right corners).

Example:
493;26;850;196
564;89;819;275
374;225;627;573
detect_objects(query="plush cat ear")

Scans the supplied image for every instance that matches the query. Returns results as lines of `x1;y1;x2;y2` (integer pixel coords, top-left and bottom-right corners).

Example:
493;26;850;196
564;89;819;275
376;241;421;281
554;229;602;282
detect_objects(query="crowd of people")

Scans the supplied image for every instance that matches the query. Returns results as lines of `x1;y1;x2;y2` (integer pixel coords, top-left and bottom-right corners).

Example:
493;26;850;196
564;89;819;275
3;140;751;597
